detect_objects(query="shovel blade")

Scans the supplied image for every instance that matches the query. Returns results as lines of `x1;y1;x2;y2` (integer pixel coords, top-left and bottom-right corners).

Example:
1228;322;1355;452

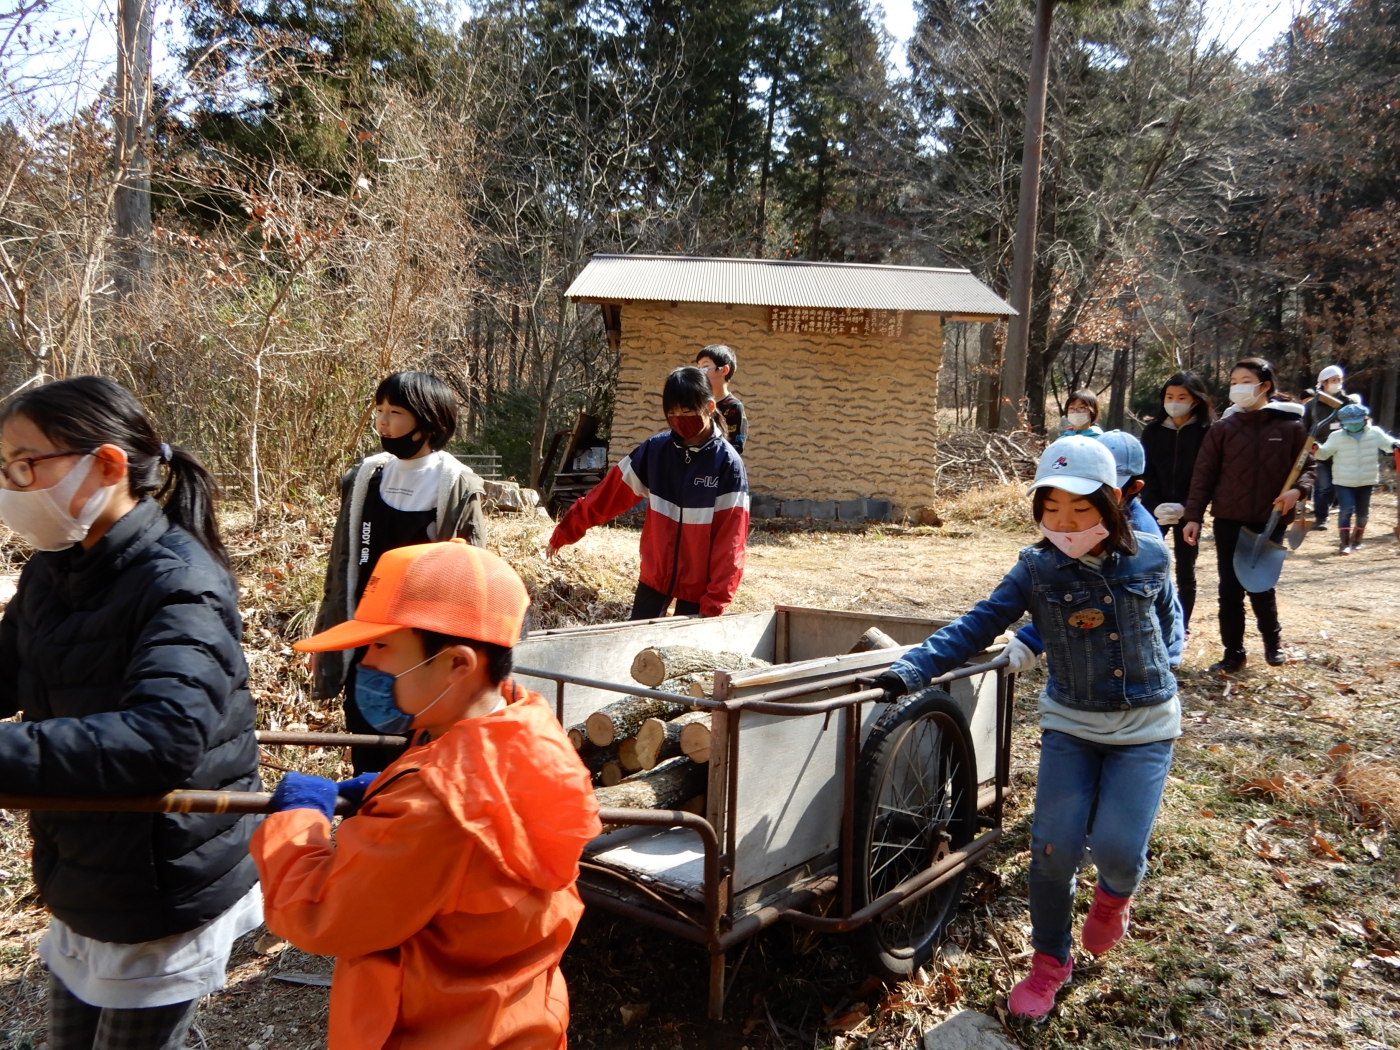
1234;525;1287;593
1285;520;1306;550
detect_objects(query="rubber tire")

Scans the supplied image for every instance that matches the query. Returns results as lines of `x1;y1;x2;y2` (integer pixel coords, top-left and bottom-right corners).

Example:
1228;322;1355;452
850;687;978;980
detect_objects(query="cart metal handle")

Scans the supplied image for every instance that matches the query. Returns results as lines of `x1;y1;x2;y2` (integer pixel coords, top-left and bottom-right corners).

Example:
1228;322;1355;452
735;654;1012;715
256;731;407;747
0;789;357;816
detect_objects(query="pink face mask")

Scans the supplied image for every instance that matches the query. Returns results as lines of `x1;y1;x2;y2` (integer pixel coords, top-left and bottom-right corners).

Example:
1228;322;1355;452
1040;521;1110;558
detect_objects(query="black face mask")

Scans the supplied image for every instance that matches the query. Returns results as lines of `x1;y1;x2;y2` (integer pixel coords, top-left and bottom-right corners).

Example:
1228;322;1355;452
380;432;427;459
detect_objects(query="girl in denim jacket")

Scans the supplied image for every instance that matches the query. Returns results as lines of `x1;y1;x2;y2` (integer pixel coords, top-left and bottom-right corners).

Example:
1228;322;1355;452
871;436;1180;1021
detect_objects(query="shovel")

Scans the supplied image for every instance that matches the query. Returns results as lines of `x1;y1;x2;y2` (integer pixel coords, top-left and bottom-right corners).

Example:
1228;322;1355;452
1238;395;1343;591
1283;392;1345;551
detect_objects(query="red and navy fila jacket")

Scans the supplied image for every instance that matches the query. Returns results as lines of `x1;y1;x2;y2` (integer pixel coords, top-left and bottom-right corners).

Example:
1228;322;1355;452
550;430;749;616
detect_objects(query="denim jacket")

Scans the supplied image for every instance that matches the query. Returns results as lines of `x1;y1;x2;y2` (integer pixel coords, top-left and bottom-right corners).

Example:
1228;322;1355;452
891;533;1179;712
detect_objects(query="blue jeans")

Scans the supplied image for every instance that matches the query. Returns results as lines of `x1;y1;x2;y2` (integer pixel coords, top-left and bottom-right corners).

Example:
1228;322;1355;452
1334;485;1373;529
1029;730;1175;963
1314;460;1334;523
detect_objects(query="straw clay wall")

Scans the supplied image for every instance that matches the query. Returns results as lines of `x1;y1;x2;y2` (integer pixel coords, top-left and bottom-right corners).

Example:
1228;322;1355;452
609;302;943;513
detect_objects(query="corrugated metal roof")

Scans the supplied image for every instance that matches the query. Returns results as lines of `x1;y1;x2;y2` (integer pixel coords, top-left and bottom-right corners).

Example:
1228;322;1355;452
565;253;1014;315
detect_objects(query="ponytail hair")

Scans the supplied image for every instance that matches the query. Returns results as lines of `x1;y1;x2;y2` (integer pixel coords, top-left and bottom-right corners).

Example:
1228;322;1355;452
2;376;229;570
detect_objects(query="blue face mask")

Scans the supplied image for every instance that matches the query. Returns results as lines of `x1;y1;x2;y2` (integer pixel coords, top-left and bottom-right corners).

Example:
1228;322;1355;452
353;651;449;734
1343;422;1367;433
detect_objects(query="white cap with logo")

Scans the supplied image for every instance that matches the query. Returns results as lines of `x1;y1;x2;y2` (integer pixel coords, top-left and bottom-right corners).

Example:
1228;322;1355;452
1027;436;1119;497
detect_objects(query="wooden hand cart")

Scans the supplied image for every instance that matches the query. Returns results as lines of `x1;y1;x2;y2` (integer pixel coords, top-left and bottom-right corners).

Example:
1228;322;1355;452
514;604;1013;1019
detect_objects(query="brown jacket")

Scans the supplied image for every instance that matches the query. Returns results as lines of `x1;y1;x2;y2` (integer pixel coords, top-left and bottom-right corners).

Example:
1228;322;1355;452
1184;402;1316;525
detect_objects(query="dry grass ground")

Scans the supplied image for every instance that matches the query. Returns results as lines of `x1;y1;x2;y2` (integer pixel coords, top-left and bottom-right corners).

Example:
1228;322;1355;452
1;487;1399;1049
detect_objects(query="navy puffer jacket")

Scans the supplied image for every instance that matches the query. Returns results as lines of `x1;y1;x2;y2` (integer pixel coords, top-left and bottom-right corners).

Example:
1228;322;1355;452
0;498;260;943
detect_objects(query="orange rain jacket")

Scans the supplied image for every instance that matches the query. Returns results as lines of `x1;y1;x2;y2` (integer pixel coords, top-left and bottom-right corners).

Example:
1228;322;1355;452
250;685;602;1050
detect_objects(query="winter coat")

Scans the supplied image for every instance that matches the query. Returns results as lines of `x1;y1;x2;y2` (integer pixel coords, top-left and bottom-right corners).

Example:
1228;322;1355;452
313;452;486;700
550;430;749;616
892;533;1178;712
1140;418;1210;511
1183;402;1315;526
1314;425;1400;488
0;498;260;943
252;684;602;1050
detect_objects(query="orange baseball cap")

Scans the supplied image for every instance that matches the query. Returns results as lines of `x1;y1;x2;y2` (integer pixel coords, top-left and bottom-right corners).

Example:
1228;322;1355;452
295;539;530;652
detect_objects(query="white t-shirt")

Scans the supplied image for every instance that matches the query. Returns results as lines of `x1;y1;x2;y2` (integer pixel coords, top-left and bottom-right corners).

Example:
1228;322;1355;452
378;451;446;513
40;883;264;1009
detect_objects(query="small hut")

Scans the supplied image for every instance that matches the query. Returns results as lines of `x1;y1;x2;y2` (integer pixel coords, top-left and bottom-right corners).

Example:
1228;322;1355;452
565;253;1014;519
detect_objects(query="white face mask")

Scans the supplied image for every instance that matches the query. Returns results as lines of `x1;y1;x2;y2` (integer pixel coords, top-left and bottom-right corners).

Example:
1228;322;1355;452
1229;382;1261;407
0;456;119;551
1040;521;1110;558
1323;380;1342;395
1066;411;1092;429
1163;400;1193;419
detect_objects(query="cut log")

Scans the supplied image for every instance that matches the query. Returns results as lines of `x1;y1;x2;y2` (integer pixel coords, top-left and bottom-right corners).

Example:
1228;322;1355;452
679;793;706;816
617;736;642;773
599;760;624;787
629;646;769;689
585;696;687;747
848;626;900;654
636;710;712;770
678;713;712;765
594;756;708;812
688;679;709;699
577;742;618;780
567;724;588;751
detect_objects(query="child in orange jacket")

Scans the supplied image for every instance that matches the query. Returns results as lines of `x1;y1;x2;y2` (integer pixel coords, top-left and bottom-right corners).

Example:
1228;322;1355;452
251;540;601;1050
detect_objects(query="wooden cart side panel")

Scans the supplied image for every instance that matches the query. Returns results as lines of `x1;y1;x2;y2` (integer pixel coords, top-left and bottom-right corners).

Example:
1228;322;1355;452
728;667;1002;898
776;606;954;664
514;611;776;725
729;700;886;896
946;670;1001;786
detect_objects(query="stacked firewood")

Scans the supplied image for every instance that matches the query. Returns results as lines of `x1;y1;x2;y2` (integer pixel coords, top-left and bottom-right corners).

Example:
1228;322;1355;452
572;631;900;819
563;646;765;815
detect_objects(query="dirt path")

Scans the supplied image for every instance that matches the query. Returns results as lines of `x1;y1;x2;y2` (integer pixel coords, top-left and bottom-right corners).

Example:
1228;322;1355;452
0;502;1398;1050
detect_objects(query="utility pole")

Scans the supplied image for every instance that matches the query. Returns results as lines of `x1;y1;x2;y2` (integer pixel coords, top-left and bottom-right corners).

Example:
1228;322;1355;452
996;0;1054;432
113;0;153;301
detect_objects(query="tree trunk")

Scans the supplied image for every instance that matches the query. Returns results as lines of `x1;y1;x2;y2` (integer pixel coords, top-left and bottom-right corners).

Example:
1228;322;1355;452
594;756;707;814
113;0;153;301
975;322;1002;430
1107;346;1128;430
997;0;1055;431
585;696;688;747
529;296;568;489
847;627;900;653
679;715;713;764
630;646;768;688
636;710;711;770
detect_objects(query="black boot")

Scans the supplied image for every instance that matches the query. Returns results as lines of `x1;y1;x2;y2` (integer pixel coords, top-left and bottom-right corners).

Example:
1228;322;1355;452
1264;642;1286;666
1209;650;1247;674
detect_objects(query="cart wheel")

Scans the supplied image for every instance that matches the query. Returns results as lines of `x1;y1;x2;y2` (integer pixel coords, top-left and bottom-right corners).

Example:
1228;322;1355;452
851;687;977;980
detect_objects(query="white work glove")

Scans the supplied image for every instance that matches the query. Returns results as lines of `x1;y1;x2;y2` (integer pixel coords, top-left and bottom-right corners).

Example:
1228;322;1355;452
1003;635;1041;674
1154;502;1185;525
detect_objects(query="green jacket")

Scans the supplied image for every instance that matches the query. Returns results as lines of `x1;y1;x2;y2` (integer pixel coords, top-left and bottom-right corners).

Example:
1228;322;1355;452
312;452;486;699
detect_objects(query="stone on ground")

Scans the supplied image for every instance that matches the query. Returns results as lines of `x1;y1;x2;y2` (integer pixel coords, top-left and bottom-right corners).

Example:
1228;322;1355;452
923;1010;1015;1050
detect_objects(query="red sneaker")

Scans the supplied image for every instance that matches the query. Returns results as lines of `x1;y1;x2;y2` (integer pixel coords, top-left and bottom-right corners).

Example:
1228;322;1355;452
1008;952;1073;1020
1082;885;1132;954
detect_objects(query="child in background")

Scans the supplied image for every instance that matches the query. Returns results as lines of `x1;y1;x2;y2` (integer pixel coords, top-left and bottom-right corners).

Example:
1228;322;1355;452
868;436;1180;1021
1313;402;1400;554
550;367;749;620
1060;389;1104;437
1140;372;1214;634
696;344;748;454
314;370;486;773
255;540;600;1050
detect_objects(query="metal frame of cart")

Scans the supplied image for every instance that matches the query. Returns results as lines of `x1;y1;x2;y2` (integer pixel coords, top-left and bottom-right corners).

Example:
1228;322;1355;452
513;605;1014;1020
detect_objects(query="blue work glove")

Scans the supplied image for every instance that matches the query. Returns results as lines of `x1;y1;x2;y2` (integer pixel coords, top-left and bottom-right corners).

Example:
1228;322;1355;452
269;772;338;820
336;772;379;809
